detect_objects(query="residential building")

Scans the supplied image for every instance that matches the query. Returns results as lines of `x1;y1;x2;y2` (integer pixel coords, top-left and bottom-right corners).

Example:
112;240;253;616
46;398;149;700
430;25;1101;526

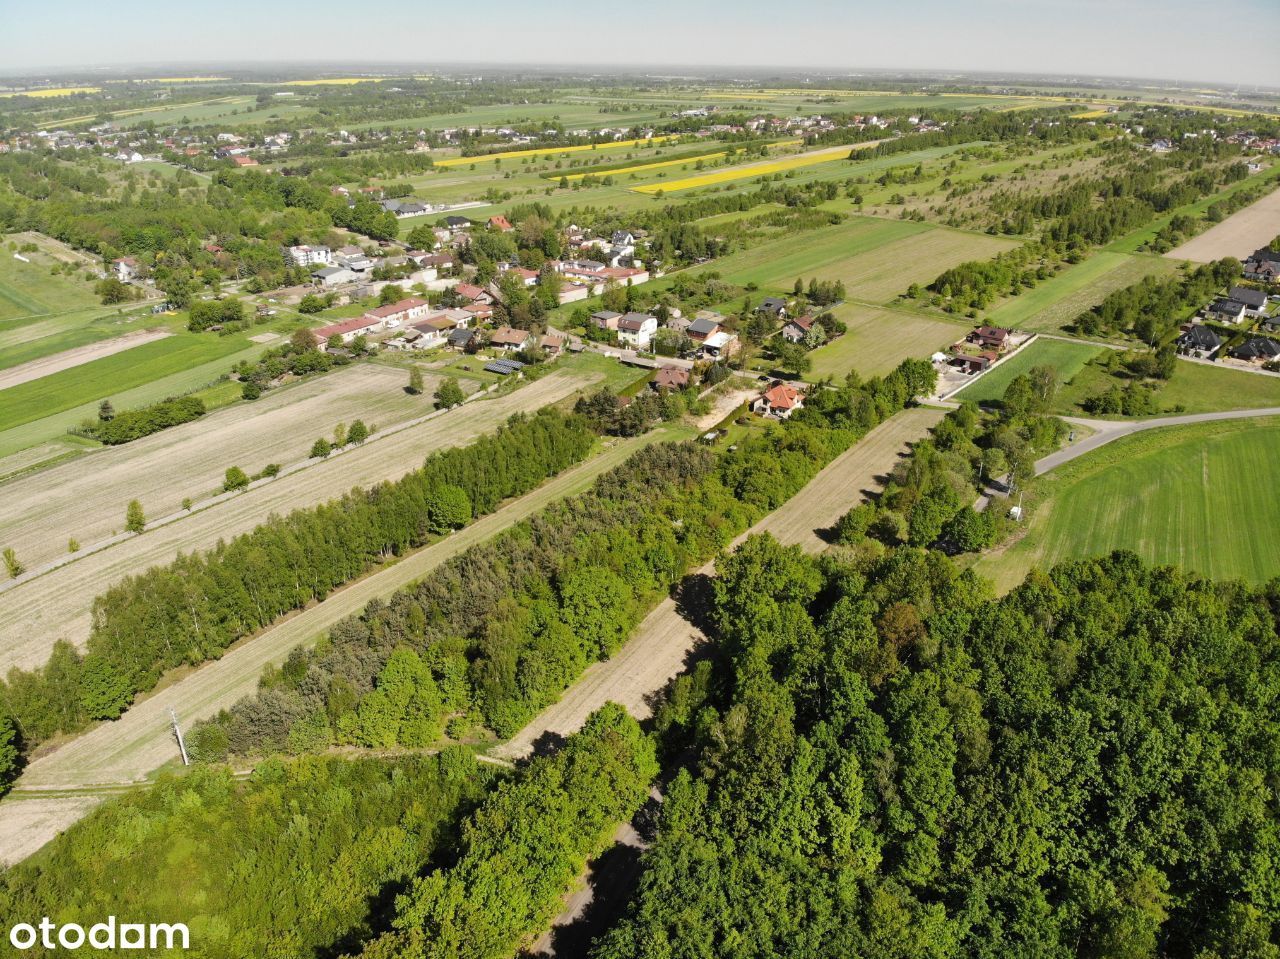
489;326;533;352
1243;247;1280;283
652;366;691;391
1177;325;1222;358
617;312;658;349
1206;298;1248;324
1228;336;1280;364
756;297;789;318
687;316;722;342
362;297;433;328
112;256;140;282
781;315;817;343
1228;286;1269;314
967;326;1011;350
701;330;738;360
591;310;622;331
287;245;333;267
315;316;384;345
488;215;514;231
752;382;805;418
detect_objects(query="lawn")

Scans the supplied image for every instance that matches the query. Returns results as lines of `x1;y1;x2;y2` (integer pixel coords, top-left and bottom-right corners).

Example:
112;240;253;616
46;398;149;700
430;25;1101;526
807;305;967;380
954;337;1104;404
984;252;1177;333
974;417;1280;590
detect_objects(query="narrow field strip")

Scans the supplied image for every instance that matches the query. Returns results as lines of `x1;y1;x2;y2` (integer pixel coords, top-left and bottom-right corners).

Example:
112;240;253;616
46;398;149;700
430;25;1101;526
0;328;171;392
631;143;875;194
433;136;679;167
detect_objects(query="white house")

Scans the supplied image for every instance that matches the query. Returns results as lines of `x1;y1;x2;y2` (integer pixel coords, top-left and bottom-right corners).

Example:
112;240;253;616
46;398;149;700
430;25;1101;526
288;245;333;268
112;257;140;282
617;312;658;349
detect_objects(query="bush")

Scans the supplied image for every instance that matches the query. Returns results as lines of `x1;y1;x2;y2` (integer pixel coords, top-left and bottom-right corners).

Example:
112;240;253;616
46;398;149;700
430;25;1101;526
80;396;206;445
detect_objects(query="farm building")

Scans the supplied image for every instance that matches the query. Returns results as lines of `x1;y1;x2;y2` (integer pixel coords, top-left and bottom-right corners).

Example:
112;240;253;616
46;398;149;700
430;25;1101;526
315;316;384;345
363;297;433;327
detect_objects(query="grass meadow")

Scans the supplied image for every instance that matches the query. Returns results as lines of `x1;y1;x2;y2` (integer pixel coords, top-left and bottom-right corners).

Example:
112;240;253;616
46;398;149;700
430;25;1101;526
975;417;1280;589
954;337;1104;404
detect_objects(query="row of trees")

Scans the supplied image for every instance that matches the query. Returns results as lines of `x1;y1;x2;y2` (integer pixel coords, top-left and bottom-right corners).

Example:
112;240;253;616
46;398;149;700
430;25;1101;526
187;359;936;762
0;409;598;769
594;539;1280;957
1073;257;1242;341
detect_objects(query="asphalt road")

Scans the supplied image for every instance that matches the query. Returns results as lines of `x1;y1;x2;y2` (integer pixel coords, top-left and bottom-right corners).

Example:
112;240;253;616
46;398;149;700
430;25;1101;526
1035;407;1280;475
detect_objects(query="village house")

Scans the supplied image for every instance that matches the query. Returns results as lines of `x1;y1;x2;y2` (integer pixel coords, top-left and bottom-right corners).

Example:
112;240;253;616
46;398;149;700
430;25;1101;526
1177;325;1222;358
617;312;658;349
463;302;495;321
363;297;433;328
231;156;259;167
1228;336;1280;365
752;382;805;419
756;297;789;318
505;267;539;288
591;310;622;331
687;315;722;343
315;316;384;345
1228;286;1269;315
541;333;566;355
453;283;493;304
112;257;140;282
448;327;481;351
781;315;817;343
489;326;534;353
967;326;1011;351
487;215;514;231
1205;298;1248;324
652;366;691;391
442;215;472;232
1243;247;1280;283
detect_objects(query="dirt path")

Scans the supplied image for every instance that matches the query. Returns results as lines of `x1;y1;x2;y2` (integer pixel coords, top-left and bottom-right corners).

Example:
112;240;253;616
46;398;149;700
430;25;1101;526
1164;185;1280;263
0;328;171;391
0;431;664;862
494;407;943;760
691;386;755;432
0;370;598;674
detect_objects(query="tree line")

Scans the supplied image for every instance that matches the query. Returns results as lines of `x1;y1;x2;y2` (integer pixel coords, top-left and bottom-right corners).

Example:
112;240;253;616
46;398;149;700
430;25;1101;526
186;359;937;763
0;408;598;782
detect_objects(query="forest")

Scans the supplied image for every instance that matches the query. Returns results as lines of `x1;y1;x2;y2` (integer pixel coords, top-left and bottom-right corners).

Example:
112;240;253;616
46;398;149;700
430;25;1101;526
594;538;1280;958
185;359;936;762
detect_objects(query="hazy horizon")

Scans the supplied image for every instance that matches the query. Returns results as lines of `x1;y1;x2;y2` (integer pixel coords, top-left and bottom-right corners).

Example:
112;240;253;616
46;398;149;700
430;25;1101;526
2;0;1278;88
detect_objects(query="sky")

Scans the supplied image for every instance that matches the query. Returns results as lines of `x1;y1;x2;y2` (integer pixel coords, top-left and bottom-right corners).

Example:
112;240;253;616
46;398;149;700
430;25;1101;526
1;0;1278;88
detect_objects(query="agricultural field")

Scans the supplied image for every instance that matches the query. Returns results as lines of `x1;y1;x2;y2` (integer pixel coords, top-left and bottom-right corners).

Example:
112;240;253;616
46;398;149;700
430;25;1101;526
0;364;608;675
631;143;867;194
984;252;1178;333
953;337;1105;404
1163;184;1280;263
433;135;679;168
0;363;444;573
807;306;966;380
0;246;101;324
974;417;1280;591
0;330;260;437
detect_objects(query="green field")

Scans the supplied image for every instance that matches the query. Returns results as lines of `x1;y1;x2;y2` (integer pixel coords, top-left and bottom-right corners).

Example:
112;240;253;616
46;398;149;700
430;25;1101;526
984;251;1177;333
954;337;1104;403
975;417;1280;590
0;331;259;437
1054;354;1280;417
807;305;966;380
0;247;100;322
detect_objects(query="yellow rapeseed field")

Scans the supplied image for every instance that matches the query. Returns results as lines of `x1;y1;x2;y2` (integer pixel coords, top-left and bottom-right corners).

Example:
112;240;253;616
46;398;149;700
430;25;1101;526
631;145;857;194
561;151;729;181
433;136;680;167
0;87;100;98
1071;109;1113;119
281;78;385;86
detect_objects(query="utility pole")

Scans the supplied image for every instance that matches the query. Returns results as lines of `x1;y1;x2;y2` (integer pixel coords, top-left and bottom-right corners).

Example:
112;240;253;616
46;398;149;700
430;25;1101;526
169;708;190;766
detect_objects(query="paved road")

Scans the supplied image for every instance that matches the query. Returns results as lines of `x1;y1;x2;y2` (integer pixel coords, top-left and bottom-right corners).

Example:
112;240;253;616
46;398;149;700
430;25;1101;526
1035;407;1280;475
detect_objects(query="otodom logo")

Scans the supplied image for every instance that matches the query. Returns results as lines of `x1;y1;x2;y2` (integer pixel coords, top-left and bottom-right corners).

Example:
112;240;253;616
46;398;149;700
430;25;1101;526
8;917;189;951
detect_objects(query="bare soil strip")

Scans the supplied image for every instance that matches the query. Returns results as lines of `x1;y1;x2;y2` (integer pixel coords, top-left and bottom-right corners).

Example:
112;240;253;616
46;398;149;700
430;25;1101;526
494;407;944;760
0;328;171;391
0;370;596;673
1164;186;1280;263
